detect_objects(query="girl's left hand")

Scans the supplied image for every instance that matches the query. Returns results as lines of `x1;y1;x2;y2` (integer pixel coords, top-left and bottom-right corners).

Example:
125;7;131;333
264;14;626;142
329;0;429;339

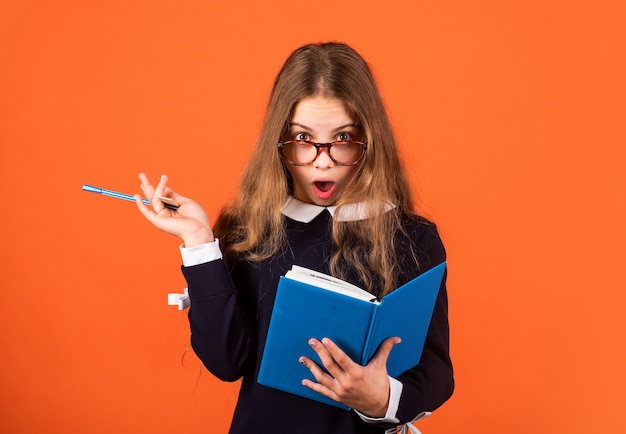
299;336;401;417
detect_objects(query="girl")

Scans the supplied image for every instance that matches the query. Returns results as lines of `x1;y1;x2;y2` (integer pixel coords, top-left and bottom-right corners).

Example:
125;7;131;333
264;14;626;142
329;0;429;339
135;42;453;433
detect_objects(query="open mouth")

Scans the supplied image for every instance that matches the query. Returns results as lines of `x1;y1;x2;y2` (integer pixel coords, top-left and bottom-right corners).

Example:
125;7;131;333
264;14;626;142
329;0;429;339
313;181;336;199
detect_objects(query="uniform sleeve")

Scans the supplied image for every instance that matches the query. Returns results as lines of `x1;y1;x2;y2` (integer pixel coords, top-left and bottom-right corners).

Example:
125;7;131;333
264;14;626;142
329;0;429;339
181;259;257;382
394;223;454;423
179;239;222;265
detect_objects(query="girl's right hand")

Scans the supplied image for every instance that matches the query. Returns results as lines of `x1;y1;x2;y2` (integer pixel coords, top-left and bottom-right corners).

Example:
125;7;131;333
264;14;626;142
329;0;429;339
134;173;215;247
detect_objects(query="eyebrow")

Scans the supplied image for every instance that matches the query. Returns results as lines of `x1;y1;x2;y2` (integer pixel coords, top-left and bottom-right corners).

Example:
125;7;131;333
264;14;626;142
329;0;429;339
289;122;357;133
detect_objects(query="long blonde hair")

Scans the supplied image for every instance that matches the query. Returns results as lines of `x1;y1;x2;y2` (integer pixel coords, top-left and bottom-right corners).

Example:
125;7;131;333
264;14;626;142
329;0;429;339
214;42;418;296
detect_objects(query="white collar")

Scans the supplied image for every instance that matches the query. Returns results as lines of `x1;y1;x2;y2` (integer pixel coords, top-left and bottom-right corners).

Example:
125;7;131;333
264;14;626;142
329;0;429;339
280;196;396;223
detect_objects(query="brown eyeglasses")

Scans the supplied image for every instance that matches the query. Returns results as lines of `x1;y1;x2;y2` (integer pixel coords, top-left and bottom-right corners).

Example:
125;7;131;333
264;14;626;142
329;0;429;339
278;140;367;166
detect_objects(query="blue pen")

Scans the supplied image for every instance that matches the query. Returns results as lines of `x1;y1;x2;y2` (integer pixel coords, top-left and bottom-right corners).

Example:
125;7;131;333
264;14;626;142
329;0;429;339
82;184;179;210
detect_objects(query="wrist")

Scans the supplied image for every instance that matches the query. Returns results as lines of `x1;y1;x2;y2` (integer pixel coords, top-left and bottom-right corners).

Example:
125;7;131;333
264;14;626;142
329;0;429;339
368;401;390;419
358;394;390;419
182;226;214;247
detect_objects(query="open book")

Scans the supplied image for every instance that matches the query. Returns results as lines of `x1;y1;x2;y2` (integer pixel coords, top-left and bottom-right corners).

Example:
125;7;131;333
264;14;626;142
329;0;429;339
257;262;447;409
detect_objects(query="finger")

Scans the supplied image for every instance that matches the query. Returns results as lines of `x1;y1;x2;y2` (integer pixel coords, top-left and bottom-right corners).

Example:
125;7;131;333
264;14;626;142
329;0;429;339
301;377;339;402
134;193;157;223
299;357;340;400
369;337;401;368
319;338;358;374
307;338;349;380
149;174;171;211
138;173;159;210
308;339;337;375
299;357;335;386
138;173;155;199
154;174;168;198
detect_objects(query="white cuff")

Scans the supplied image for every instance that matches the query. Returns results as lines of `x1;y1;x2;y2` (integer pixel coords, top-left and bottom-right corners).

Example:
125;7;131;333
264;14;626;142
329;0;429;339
384;411;431;434
355;376;402;424
179;238;222;266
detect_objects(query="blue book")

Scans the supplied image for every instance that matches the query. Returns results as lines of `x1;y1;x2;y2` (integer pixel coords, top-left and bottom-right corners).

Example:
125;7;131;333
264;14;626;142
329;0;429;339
257;262;447;409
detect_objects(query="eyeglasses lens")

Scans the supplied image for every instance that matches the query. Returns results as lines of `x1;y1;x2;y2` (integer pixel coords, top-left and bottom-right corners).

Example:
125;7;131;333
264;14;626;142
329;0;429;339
282;141;365;166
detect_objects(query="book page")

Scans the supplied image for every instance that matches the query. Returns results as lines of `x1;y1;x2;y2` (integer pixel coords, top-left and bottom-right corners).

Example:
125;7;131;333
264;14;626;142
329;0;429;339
285;265;378;303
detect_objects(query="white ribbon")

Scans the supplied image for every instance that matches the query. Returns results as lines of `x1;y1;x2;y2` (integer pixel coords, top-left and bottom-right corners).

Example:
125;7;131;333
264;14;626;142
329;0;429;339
385;411;432;434
167;288;190;310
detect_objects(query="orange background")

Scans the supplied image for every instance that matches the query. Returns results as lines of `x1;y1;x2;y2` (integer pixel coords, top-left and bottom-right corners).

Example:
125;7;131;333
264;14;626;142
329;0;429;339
1;1;624;433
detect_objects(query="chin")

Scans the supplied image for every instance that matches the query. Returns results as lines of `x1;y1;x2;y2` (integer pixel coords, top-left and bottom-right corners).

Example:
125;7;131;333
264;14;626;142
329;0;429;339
313;197;337;207
296;193;335;207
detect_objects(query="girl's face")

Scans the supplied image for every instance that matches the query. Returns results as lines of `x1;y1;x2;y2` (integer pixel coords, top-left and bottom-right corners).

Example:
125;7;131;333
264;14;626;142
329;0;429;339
283;95;363;206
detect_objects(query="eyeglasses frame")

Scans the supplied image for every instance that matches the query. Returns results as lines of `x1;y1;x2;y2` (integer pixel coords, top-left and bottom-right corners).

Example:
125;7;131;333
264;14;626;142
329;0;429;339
277;140;368;166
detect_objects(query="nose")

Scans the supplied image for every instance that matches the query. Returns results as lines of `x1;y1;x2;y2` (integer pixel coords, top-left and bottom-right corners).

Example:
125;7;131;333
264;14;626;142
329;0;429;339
313;146;334;168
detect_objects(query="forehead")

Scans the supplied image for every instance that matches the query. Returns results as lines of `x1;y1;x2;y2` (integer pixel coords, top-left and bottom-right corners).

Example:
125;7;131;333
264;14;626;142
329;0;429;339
290;96;354;130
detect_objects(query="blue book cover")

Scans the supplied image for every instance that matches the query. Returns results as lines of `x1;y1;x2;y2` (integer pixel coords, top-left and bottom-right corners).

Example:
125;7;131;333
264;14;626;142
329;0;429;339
257;262;446;409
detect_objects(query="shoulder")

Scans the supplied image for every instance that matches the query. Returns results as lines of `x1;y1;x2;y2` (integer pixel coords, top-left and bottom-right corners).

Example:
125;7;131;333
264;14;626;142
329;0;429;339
398;212;446;270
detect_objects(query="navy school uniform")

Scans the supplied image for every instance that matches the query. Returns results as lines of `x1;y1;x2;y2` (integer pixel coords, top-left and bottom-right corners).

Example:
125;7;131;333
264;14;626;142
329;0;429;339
182;205;453;433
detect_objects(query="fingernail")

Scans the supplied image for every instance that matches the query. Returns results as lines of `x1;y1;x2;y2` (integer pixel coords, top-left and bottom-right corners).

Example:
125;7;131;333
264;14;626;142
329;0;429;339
309;340;316;348
321;338;330;345
299;358;306;365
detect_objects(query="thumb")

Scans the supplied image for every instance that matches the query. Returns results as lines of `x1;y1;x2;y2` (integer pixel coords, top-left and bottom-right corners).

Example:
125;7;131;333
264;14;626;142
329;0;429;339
370;337;401;368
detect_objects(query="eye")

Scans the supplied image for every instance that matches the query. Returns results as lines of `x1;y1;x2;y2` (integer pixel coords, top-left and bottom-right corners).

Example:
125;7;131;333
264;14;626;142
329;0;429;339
294;132;311;141
335;132;354;142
